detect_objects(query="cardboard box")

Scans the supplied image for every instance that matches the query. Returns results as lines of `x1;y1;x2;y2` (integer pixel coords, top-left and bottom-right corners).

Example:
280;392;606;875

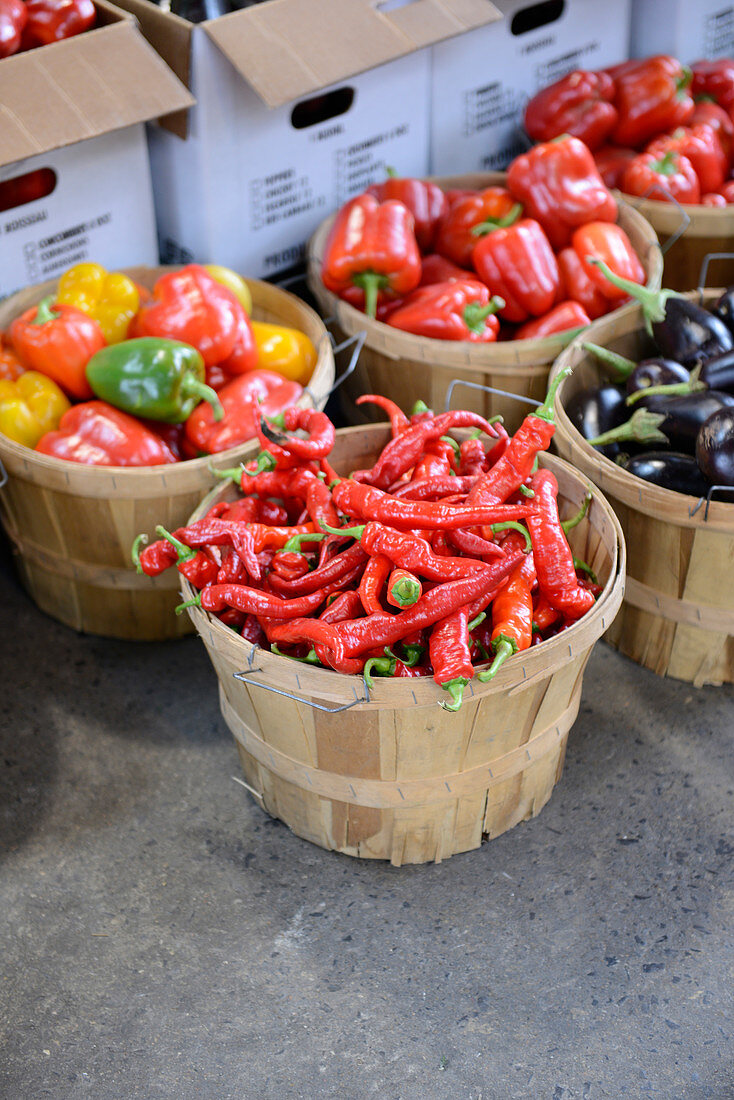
430;0;632;176
629;0;734;60
112;0;501;278
0;0;193;298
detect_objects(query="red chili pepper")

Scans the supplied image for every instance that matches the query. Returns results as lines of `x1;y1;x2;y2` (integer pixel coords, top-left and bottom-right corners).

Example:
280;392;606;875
446;527;504;560
691;58;734;112
21;0;95;48
271;551;311;581
135;264;244;368
36;402;178;466
325;520;492;582
257;407;335;463
331;481;530;532
532;593;560;634
515;300;591;341
593;144;638;190
477;530;535;682
366;169;449;252
267;542;368;597
196;582;337;621
646;125;728;195
433;186;521;268
320;193;422;318
418;253;478;288
355;393;409;436
526;469;595;620
458;435;488;476
155;525;219;588
0;0;26;56
612;55;695;148
429;603;478;710
386;280;504;342
391;475;477;501
571;222;646;302
184;370;303;454
524;70;618;151
358;553;391;615
621;148;700;204
10;296;105;400
387;567;423;608
506;135;618;252
132;535;178;576
557;247;611;320
240;614;266;645
319;590;364;623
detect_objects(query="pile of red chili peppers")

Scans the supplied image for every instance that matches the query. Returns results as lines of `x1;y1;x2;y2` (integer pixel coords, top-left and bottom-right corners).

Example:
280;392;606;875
133;375;600;712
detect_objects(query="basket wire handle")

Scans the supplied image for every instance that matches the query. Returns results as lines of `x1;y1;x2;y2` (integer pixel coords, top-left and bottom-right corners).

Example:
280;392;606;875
697;251;734;300
232;669;369;712
303;328;365;407
0;457;7;490
627;184;690;255
444;377;542;412
688;482;734;521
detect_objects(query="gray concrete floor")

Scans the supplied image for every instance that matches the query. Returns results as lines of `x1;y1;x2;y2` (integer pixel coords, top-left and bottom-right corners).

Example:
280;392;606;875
1;544;732;1100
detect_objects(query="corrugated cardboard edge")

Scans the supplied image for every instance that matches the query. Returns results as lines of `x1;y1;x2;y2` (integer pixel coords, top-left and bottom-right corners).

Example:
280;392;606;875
0;0;194;168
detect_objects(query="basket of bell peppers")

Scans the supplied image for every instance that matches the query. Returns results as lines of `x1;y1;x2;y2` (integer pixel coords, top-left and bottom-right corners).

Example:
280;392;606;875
0;261;332;465
0;0;96;58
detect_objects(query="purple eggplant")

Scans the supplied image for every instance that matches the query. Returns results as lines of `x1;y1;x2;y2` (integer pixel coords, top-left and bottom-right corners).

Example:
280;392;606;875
696;407;734;486
699;348;734;393
622;452;710;497
565;383;627;457
633;390;734;452
711;287;734;334
625;357;690;396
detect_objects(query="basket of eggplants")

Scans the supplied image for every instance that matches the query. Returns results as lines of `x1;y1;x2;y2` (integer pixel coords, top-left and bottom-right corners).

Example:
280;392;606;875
561;263;734;501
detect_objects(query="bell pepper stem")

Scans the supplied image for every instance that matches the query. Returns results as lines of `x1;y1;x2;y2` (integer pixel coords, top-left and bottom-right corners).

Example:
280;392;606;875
363;655;396;689
533;365;572;423
131;533;148;572
156;524;196;563
470;203;524;237
439;677;468;711
586;258;677;328
180;376;225;421
587;408;668;447
389;575;421;607
463;296;506;334
626;369;705;406
282;532;328;552
651;150;678;177
490;521;532;552
582;342;637;381
352;272;389;319
31;296;60;326
176;593;201;615
561;491;592;533
477;637;515;682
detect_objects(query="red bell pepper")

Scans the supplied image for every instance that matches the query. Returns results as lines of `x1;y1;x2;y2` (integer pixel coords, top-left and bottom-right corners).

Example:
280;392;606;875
339;284;405;322
385;279;504;342
366;169;448;252
690;101;734;162
612;55;695;148
621;149;701;204
593;144;638;190
433;186;521;268
557;247;611;320
524;70;618;151
471;215;560;323
571;221;646;302
506;135;617;251
0;0;26;56
184;369;303;455
691;58;734;112
320;193;421;318
702;192;728;207
418;253;478;287
646;124;728;195
704;180;734;205
215;310;258;376
515;300;591;341
134;264;245;368
21;0;96;48
36;402;179;466
9;296;105;400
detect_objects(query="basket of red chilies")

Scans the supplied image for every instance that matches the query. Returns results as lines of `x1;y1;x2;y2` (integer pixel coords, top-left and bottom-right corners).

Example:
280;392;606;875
306;139;662;434
135;377;625;864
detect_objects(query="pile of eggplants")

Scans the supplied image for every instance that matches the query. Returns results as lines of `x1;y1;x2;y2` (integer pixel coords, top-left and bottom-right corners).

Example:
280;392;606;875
566;263;734;500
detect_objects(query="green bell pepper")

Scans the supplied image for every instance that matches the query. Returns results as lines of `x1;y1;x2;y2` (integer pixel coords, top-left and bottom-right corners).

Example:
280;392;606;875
85;337;224;424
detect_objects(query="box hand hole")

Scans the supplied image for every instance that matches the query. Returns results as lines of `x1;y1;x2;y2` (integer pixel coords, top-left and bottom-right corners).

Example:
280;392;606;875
510;0;564;36
291;88;355;131
0;168;57;215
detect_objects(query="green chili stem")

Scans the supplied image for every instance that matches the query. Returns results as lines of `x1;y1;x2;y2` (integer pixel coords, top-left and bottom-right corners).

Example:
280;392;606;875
243;452;277;476
411;400;431;416
582;342;637;381
490;521;531;552
533;365;572;423
131;533;147;572
573;557;598;585
439;677;468;712
468;611;486;632
439;434;461;457
561;491;592;533
282;532;328;552
176;594;201;615
477;637;515;682
319;519;364;539
210;462;245;484
156;524;196;563
389;575;421;607
271;644;321;664
363;655;396;689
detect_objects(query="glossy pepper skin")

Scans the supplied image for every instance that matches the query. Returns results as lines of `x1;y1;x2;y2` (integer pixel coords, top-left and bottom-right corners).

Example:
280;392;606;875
386;279;504;342
526;469;595;620
506;135;617;251
621;149;701;204
646;125;728;196
21;0;96;48
572;222;646;302
56;262;140;344
250;320;316;384
320;193;422;318
515;300;591;341
0;0;27;57
184;369;303;455
433;186;520;268
690;102;734;162
0;372;70;447
134;264;245;367
524;70;618;151
471;217;560;323
9;296;105;400
612;55;695;148
557;247;611;320
204;265;252;314
366;169;448;252
0;336;26;381
36;401;179;466
86;337;223;424
593;144;638;190
691;58;734;112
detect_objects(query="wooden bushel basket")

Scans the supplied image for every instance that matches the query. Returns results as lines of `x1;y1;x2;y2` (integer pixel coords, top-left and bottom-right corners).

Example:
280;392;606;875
550;295;734;687
306;173;663;435
616;192;734;292
0;266;336;640
182;425;625;865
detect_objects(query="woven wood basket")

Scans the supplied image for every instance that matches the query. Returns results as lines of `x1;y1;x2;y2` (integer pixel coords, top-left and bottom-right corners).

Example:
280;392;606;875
550;295;734;687
616;193;734;292
181;424;625;865
0;266;335;640
306;173;663;435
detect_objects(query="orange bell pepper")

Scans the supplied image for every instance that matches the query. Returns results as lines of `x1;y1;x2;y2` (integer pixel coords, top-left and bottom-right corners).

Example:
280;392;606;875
9;296;105;399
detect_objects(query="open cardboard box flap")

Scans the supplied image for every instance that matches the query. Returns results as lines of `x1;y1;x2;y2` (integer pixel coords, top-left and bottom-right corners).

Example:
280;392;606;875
114;0;500;135
0;0;194;169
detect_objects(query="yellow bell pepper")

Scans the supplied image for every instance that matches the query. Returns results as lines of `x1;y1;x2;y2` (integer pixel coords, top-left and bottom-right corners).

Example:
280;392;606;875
205;264;253;315
0;372;70;448
56;262;140;344
251;321;317;385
